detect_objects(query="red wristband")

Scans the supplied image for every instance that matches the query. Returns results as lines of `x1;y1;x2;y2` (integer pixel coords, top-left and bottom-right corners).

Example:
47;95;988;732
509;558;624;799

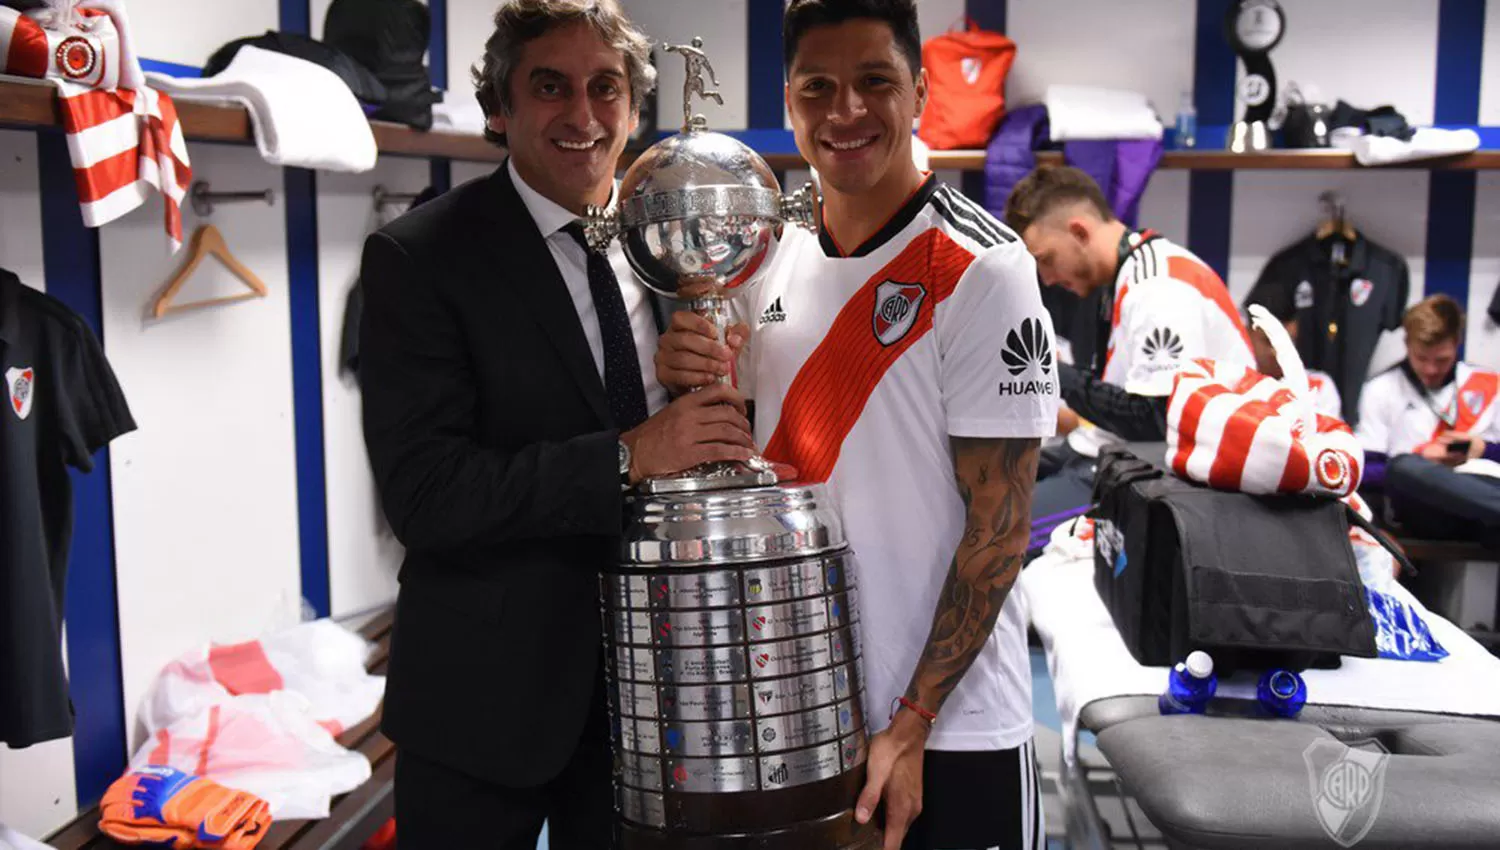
893;696;937;727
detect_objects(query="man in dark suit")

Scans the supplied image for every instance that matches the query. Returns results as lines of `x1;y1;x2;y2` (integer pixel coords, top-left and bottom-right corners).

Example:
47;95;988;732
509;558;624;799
358;1;755;844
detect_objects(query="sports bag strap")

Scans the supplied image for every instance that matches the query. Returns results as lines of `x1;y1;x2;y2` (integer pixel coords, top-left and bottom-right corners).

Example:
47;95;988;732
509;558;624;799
1343;504;1419;578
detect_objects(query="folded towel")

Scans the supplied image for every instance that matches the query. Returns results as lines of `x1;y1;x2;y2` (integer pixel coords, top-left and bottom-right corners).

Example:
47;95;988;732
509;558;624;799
0;823;56;850
148;46;376;173
1333;126;1481;166
1044;84;1162;141
431;97;487;137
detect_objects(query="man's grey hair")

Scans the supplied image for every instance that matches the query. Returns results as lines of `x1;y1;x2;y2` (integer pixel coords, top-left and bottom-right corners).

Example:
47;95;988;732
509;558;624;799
472;0;658;148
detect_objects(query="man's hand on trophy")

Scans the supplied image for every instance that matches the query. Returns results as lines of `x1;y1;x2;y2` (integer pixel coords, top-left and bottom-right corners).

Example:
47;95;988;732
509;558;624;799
656;311;751;396
620;384;756;484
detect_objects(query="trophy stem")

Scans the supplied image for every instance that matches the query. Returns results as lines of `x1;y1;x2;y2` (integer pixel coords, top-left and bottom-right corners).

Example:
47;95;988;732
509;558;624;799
637;295;777;495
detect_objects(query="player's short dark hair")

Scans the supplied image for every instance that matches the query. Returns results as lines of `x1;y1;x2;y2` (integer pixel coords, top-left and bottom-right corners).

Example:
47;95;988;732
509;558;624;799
783;0;922;79
1247;283;1297;325
1003;165;1115;235
1404;294;1465;346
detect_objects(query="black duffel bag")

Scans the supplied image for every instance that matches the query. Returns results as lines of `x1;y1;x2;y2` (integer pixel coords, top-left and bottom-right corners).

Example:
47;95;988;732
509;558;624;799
1088;445;1409;673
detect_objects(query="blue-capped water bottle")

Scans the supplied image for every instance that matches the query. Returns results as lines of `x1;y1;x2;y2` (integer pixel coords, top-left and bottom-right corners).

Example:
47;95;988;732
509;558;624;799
1159;650;1217;715
1257;669;1308;718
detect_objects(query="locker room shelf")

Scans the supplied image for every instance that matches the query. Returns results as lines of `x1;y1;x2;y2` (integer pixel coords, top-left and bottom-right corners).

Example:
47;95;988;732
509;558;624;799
4;78;1499;170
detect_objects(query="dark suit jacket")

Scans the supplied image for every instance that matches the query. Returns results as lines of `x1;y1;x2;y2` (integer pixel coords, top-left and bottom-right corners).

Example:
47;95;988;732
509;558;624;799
360;163;636;788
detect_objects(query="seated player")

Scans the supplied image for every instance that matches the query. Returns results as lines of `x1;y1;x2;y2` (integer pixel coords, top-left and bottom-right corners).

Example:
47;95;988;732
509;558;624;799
1003;166;1252;552
1356;295;1500;545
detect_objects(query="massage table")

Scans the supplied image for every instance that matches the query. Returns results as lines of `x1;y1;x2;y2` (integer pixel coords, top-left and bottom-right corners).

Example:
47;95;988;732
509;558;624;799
1019;521;1500;849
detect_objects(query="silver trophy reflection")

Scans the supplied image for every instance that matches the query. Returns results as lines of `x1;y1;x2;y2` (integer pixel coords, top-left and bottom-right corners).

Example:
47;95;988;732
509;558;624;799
587;39;878;850
584;37;817;494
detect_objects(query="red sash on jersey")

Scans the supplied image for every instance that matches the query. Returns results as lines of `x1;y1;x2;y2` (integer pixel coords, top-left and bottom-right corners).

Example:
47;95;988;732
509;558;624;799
762;229;973;484
1427;370;1499;441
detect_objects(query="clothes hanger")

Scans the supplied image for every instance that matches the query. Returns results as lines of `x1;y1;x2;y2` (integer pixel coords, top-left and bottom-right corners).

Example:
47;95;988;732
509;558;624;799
152;223;268;318
1314;190;1357;243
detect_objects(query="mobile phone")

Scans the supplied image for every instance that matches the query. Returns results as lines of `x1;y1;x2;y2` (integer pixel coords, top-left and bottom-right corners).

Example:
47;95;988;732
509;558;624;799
1447;439;1472;454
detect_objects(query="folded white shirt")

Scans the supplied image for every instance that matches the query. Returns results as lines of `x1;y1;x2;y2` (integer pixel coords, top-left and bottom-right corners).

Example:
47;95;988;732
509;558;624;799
1044;84;1163;141
1332;126;1481;166
147;46;376;173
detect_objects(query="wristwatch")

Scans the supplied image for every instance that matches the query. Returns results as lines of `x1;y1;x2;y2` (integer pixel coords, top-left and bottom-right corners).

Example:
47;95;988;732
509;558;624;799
618;439;632;484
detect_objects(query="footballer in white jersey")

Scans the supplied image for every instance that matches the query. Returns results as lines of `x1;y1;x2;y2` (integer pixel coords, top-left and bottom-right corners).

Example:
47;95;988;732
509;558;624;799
1358;362;1500;457
740;176;1059;754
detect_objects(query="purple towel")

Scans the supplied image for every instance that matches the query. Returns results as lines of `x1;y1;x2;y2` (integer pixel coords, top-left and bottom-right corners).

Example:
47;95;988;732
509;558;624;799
983;105;1164;229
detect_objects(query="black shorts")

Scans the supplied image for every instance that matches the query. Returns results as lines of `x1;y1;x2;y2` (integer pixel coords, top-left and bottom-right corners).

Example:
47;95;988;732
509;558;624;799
898;738;1044;850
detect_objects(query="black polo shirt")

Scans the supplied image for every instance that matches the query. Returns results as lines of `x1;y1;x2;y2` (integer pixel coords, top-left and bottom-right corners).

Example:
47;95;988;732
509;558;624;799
1;268;135;747
1244;234;1409;425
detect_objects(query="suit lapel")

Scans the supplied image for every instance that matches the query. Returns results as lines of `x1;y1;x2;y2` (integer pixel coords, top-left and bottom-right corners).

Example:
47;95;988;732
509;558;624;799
482;166;611;425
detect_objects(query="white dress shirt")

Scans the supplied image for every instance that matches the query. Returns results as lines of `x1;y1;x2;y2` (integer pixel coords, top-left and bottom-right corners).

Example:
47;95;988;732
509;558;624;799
508;159;669;417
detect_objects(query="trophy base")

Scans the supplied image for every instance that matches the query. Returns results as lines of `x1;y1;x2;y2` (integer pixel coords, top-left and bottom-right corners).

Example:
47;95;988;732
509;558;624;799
638;459;779;494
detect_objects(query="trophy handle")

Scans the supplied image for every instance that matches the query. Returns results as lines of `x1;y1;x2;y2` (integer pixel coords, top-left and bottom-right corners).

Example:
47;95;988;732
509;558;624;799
582;204;621;253
781;182;820;232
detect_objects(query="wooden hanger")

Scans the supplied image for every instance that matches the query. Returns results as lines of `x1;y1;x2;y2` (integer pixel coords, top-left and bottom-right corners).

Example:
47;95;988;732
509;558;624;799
152;224;268;318
1314;190;1357;244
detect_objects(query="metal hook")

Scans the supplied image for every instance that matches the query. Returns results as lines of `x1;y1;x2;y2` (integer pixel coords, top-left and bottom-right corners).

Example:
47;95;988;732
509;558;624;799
1317;189;1346;226
191;181;275;217
373;185;422;210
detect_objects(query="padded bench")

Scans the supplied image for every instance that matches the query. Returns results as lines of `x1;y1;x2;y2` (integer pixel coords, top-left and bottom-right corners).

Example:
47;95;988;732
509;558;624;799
1096;709;1500;849
48;609;396;850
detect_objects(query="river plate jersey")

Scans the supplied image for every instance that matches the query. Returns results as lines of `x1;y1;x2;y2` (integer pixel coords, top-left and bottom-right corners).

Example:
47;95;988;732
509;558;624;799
739;177;1059;749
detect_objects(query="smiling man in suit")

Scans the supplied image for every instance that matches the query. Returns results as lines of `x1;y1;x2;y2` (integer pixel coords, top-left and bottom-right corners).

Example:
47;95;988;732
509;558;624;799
357;0;756;844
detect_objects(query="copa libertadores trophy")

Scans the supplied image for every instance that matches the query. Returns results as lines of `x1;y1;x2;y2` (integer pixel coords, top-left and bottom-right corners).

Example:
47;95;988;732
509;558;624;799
585;37;878;850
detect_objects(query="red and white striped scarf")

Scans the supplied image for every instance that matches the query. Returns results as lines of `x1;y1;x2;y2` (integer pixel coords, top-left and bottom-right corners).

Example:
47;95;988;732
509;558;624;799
1167;305;1364;498
2;1;190;248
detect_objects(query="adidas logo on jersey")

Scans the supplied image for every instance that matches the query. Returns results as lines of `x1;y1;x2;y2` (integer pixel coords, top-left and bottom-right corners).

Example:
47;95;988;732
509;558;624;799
759;296;786;325
1142;327;1184;362
998;317;1054;396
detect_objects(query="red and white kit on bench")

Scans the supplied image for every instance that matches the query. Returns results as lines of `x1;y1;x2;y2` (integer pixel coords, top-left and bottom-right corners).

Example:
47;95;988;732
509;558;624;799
1166;304;1364;499
0;0;190;247
128;619;385;819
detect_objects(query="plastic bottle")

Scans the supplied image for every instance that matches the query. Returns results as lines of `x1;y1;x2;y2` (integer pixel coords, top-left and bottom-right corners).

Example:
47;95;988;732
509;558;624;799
1256;669;1308;718
1159;651;1217;715
1175;91;1198;149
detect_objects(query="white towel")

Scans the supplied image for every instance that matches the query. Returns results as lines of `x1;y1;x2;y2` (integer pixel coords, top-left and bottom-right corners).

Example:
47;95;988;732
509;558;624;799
431;97;487;137
1044;84;1163;141
0;823;55;850
147;46;376;173
1333;126;1481;166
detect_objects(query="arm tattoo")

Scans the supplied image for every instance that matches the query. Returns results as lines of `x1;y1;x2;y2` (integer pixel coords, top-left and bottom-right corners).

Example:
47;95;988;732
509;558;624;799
903;436;1041;713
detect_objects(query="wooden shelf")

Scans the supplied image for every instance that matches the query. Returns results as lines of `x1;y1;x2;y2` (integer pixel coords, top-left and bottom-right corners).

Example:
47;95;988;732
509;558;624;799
4;78;1499;171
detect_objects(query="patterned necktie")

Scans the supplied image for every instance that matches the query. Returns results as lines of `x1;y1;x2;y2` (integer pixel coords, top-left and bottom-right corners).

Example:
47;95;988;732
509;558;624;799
563;222;649;431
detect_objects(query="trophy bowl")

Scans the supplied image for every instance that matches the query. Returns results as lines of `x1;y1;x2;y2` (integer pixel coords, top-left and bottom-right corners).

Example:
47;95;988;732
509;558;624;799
585;40;815;495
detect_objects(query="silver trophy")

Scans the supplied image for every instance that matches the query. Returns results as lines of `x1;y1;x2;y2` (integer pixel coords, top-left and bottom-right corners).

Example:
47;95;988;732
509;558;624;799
585;37;817;495
590;39;877;850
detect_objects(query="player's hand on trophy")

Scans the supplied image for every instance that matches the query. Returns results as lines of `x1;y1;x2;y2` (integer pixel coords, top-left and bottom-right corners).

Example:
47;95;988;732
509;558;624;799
621;383;755;484
656;310;751;395
856;710;929;850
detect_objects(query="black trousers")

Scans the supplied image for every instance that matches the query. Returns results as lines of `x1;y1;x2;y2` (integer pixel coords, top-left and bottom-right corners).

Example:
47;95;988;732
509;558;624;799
393;674;615;850
1387;454;1500;545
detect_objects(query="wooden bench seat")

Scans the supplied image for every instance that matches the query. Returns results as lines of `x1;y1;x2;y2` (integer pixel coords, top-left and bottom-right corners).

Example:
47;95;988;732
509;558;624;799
49;610;395;850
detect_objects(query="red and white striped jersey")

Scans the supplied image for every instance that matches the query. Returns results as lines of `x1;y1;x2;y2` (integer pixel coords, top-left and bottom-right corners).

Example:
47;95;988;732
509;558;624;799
740;176;1059;751
1102;231;1253;396
1356;363;1500;457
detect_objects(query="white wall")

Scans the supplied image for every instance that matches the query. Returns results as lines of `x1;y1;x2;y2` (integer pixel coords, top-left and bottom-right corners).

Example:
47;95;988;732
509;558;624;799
1137;170;1190;247
1006;0;1196;117
1472;173;1500;368
316;163;429;618
448;0;497;109
0;129;79;841
1235;0;1439;126
1483;1;1500;126
128;0;279;67
102;144;304;748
